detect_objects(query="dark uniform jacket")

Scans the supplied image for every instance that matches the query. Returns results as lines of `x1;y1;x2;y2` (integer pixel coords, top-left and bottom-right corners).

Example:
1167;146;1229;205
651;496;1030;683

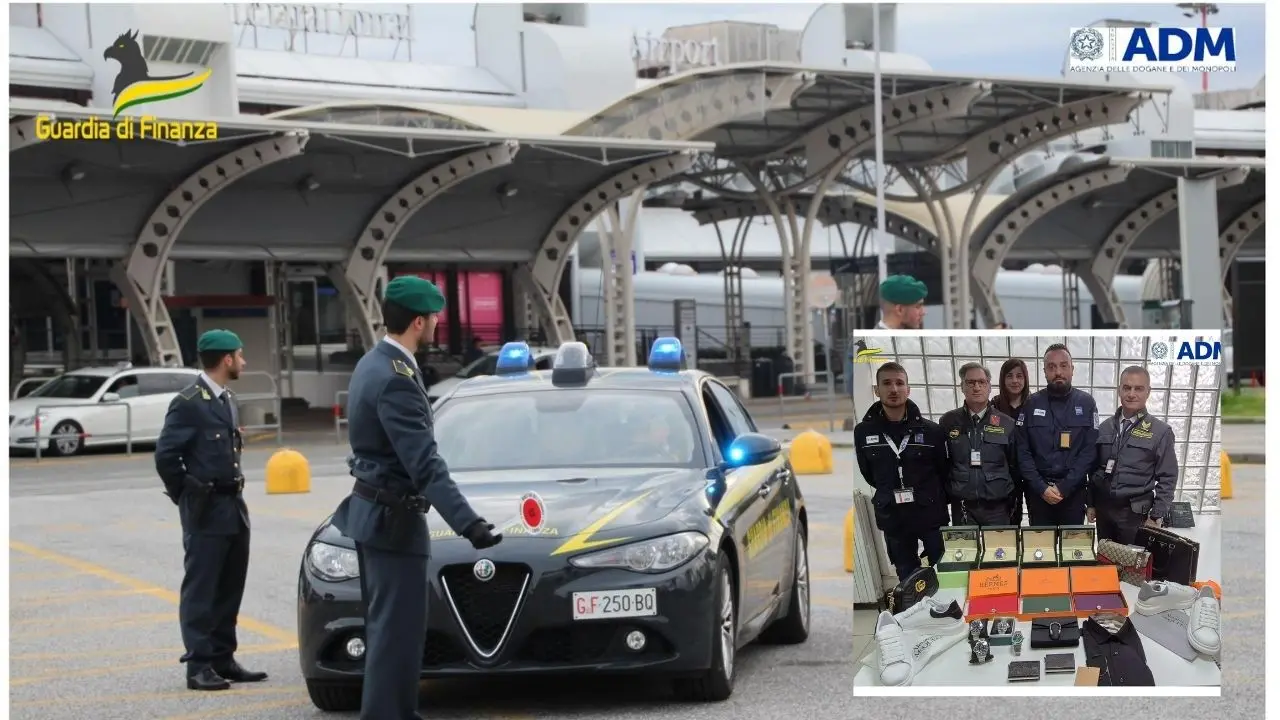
155;378;249;536
1015;386;1099;500
331;341;481;556
938;405;1018;503
1090;410;1178;520
854;399;950;532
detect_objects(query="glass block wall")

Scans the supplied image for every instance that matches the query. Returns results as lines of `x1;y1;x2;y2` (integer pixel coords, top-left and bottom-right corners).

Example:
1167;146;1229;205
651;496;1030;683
852;334;1223;514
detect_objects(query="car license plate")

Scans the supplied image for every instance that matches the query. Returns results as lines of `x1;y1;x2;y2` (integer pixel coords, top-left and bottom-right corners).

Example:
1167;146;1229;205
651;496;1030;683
572;589;657;621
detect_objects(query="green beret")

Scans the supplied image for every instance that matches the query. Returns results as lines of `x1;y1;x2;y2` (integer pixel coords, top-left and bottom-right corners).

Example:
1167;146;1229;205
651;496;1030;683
879;274;928;305
197;329;243;353
384;275;446;315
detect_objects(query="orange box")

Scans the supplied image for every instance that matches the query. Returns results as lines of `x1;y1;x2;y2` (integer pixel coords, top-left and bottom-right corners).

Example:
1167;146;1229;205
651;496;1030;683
1069;565;1129;618
1016;568;1073;621
964;568;1019;621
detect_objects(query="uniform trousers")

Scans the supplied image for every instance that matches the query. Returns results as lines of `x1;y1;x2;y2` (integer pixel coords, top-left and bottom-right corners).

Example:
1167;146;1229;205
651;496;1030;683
355;543;429;720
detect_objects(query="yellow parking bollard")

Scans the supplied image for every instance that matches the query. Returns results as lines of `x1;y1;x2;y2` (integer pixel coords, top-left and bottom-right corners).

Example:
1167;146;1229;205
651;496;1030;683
1220;450;1232;499
843;506;855;573
788;429;833;475
265;449;312;494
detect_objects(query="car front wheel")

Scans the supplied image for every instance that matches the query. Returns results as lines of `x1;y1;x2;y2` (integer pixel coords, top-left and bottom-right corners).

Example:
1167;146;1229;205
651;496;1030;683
306;679;362;712
673;554;736;702
48;420;84;457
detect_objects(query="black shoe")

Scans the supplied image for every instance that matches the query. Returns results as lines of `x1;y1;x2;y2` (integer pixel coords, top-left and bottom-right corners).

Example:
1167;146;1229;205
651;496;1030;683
214;659;268;683
187;667;231;691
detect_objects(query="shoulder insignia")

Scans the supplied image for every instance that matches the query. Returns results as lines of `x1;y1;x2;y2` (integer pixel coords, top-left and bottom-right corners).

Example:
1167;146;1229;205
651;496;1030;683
392;359;414;378
990;414;1000;426
178;386;200;400
949;428;960;438
200;388;211;400
1141;419;1151;430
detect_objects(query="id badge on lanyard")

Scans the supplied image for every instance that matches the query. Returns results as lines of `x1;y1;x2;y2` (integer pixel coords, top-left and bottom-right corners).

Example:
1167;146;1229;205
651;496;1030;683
888;435;913;504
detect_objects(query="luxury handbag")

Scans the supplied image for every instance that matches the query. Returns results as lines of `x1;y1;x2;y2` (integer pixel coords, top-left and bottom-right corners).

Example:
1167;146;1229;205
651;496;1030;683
1030;616;1080;649
885;566;939;614
1097;539;1153;587
1134;526;1200;586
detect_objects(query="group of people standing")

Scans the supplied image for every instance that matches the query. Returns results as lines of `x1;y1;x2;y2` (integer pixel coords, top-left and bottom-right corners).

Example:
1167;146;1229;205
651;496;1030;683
855;342;1180;583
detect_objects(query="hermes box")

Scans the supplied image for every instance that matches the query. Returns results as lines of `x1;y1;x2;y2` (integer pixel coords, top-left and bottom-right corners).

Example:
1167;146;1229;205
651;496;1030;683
1019;526;1060;568
937;526;982;572
1070;565;1128;617
978;525;1020;569
1017;567;1073;621
1059;525;1098;567
964;568;1019;622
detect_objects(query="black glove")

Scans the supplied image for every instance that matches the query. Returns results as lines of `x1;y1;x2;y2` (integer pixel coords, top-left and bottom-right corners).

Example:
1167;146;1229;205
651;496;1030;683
464;519;502;550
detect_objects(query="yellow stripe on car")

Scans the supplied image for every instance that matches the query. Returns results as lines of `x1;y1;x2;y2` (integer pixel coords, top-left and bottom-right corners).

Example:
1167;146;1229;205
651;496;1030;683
551;490;655;556
712;459;783;522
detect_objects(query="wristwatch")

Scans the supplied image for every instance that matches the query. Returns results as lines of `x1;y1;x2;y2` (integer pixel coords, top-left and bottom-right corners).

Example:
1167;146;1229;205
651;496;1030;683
954;549;964;561
994;547;1006;560
1033;549;1044;561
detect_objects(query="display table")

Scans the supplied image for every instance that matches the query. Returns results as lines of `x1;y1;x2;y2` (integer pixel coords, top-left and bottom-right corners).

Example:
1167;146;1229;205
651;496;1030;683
855;516;1221;688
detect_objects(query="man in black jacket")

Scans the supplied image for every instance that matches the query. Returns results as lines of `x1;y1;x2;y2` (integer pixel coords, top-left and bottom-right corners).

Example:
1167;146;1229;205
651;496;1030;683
938;363;1020;526
854;362;951;581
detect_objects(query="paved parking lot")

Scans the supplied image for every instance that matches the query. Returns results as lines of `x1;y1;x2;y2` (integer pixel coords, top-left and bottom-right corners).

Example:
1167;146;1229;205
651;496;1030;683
9;439;856;720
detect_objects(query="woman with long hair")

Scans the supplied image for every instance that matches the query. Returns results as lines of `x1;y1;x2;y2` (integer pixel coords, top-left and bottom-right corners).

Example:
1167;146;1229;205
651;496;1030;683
992;358;1031;525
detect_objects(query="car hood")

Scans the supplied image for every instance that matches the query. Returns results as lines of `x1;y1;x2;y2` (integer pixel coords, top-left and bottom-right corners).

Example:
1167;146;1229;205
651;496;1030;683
8;397;96;416
314;466;708;546
425;376;463;398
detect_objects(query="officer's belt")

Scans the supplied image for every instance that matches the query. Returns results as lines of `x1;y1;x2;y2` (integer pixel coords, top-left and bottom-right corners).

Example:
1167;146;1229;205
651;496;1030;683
352;480;427;513
210;479;245;495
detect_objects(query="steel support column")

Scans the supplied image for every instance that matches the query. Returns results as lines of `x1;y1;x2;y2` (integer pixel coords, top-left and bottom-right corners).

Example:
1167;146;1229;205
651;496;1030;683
10;118;45;152
711;216;754;369
111;132;310;366
527;151;697;346
1087;187;1179;327
1219;199;1265;322
1177;176;1224;328
596;190;645;366
331;141;519;348
969;165;1133;327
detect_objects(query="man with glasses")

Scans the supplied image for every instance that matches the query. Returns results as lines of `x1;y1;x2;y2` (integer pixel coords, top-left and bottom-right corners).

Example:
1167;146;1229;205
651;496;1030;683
939;363;1020;526
1015;344;1099;525
1087;366;1178;544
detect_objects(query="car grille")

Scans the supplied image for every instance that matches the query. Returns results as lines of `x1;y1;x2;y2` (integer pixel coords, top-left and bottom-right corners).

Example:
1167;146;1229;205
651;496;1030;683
422;630;465;666
440;562;530;657
516;624;675;664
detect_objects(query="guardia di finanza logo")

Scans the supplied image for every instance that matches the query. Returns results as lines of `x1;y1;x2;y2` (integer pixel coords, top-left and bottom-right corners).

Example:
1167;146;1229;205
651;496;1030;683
104;29;213;118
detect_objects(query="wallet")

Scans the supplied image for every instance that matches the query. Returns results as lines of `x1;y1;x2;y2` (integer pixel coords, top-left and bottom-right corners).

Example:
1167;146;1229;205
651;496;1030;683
1135;526;1200;586
1008;660;1040;682
1044;653;1077;674
1030;617;1080;649
889;566;938;614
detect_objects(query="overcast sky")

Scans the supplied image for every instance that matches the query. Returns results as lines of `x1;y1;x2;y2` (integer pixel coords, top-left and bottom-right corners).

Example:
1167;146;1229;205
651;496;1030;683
237;2;1266;91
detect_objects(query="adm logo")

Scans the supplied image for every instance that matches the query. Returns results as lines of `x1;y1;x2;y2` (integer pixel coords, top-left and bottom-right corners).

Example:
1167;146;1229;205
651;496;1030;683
104;30;213;118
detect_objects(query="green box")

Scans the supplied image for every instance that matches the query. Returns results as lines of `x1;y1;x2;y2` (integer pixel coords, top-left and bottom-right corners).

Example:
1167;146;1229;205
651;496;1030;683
1059;525;1099;567
937;526;982;573
1019;526;1060;567
937;570;970;591
1020;595;1073;614
978;525;1020;569
988;616;1017;646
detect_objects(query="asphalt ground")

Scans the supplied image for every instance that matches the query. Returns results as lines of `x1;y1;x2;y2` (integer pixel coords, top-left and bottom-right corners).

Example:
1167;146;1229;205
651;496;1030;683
8;437;858;720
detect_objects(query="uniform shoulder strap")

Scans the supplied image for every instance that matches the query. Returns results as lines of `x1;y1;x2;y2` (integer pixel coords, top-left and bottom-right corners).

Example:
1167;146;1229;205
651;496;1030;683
391;358;414;378
178;384;201;401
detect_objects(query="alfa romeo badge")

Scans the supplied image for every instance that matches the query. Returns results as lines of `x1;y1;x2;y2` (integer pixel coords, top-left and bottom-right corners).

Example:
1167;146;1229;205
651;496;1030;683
519;492;545;535
473;558;495;582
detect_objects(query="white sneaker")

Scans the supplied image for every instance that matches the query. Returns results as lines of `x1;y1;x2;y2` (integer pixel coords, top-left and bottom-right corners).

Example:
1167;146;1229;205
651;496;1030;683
895;597;965;633
1134;580;1199;616
874;609;967;687
1186;585;1221;656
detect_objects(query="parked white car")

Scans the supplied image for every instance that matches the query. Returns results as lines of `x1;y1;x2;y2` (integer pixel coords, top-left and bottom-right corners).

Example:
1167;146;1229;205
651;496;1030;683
9;364;200;457
425;346;557;403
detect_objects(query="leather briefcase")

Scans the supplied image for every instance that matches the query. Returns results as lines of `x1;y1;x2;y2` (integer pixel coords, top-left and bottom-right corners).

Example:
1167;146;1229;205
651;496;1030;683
888;566;938;614
1135;526;1200;586
1097;539;1154;587
1030;617;1080;649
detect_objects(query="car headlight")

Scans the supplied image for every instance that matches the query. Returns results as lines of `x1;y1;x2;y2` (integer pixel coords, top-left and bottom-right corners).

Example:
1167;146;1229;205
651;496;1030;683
568;531;709;573
307;542;360;581
15;414;47;427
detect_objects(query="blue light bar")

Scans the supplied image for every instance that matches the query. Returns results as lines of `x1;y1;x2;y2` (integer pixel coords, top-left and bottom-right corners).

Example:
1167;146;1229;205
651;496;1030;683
648;337;684;371
495;342;532;375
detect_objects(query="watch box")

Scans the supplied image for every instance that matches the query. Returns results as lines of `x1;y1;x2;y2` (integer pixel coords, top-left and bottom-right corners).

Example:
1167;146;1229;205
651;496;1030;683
1019;526;1060;567
1069;565;1128;617
937;526;982;572
988;616;1017;646
964;568;1019;622
1017;567;1073;621
1059;525;1098;567
979;525;1020;569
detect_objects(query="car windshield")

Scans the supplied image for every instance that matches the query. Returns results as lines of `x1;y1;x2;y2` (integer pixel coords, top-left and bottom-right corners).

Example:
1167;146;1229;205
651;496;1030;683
27;374;107;400
433;389;704;471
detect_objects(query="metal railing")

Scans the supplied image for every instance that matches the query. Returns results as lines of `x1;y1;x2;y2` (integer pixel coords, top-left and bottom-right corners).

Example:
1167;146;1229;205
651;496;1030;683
33;402;134;462
775;371;838;433
233;371;283;446
334;390;348;443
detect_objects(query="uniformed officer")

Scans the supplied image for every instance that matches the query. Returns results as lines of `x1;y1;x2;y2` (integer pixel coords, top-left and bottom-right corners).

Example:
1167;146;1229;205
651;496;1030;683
854;361;950;581
875;275;927;330
938;363;1019;526
1015;344;1099;525
155;329;267;691
1087;365;1178;544
331;275;502;720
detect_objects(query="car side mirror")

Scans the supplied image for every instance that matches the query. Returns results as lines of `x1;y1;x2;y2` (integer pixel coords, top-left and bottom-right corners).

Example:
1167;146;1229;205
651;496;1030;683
101;392;121;403
723;432;782;468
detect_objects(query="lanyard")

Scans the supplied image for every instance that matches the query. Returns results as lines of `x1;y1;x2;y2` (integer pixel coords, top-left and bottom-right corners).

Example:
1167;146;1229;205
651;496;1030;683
884;433;910;488
1113;411;1145;456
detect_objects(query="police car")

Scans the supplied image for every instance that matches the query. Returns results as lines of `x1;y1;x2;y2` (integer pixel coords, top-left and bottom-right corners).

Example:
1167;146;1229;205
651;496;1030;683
297;339;810;710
